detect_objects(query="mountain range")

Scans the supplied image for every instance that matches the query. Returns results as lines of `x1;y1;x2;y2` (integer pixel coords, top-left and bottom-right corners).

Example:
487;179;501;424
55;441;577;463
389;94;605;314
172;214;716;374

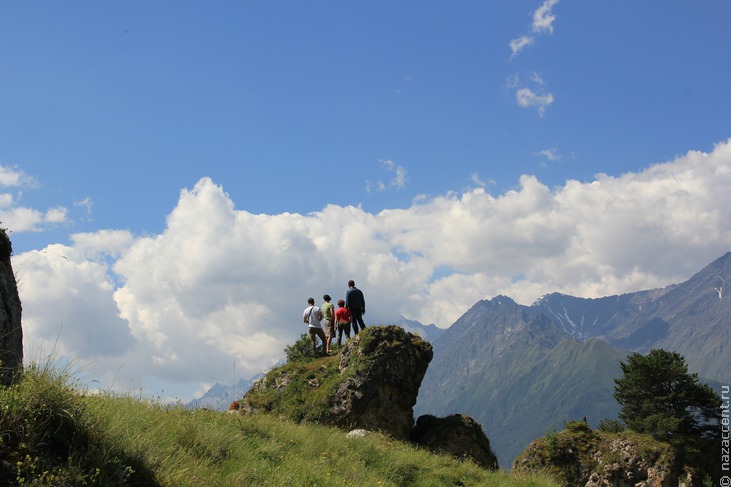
531;252;730;384
415;251;731;468
185;376;259;411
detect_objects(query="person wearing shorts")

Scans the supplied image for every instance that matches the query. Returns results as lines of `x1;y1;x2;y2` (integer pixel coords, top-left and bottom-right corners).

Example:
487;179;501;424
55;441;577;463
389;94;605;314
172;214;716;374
321;294;336;354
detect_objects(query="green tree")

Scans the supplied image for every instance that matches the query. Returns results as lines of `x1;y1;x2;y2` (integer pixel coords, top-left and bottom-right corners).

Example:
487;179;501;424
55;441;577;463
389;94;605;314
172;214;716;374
613;349;720;441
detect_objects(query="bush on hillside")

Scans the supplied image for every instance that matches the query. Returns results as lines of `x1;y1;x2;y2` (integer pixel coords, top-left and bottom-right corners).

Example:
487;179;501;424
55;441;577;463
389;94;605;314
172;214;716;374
284;333;319;363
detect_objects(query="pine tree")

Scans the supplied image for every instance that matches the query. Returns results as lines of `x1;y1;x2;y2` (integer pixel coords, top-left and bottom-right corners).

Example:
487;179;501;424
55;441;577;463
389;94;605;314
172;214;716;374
613;349;720;441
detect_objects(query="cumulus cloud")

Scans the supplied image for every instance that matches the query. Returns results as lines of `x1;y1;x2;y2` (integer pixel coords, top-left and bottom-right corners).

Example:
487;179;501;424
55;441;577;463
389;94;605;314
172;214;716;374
15;244;136;359
14;139;731;400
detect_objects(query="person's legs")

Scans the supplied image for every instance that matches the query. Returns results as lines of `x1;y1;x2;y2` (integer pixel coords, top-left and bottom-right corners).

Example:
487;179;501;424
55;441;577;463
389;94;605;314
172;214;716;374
337;322;352;345
337;322;351;346
308;328;319;355
343;322;351;340
351;311;366;334
315;328;327;355
350;311;359;334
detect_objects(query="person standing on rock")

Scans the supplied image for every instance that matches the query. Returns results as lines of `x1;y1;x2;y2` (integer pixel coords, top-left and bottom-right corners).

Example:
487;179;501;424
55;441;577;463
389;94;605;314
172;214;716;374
303;297;326;356
345;280;366;334
334;299;352;347
321;294;336;354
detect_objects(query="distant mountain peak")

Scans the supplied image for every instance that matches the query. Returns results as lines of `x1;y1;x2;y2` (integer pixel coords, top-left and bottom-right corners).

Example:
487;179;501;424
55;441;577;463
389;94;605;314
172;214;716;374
478;295;518;309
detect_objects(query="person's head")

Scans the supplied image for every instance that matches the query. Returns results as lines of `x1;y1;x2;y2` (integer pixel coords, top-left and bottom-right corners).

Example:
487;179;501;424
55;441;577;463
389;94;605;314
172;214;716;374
307;297;315;305
348;280;355;288
323;294;331;302
337;299;345;307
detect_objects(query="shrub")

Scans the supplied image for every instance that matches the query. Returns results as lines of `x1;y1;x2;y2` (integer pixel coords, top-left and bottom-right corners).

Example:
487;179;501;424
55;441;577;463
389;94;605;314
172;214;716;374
284;333;318;363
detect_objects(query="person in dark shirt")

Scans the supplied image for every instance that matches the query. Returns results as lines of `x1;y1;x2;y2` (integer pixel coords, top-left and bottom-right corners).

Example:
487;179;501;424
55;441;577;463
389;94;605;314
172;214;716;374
345;280;366;334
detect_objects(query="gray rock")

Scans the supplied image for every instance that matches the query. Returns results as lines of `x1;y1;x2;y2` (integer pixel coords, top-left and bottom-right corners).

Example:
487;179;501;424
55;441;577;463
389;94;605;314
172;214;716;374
411;414;499;470
330;325;432;440
346;429;371;439
0;230;22;386
513;421;707;486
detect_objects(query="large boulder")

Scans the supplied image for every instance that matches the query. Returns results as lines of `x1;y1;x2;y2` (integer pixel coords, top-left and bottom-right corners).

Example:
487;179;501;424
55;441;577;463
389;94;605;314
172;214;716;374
330;325;433;440
239;325;432;441
0;230;22;386
411;414;499;470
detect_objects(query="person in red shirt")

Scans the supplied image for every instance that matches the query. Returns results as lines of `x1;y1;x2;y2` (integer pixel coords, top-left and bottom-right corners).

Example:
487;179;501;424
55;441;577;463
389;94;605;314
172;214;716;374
334;299;352;348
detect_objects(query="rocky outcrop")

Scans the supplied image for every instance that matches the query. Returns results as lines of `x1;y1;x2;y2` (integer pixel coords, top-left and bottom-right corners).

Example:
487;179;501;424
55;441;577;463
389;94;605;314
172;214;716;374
238;325;500;469
411;414;499;470
0;229;22;386
513;420;706;486
329;325;433;440
240;325;432;439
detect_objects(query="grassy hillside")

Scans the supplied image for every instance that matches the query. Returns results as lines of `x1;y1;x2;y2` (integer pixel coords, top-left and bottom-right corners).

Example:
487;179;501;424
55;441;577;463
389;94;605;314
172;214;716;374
0;363;559;486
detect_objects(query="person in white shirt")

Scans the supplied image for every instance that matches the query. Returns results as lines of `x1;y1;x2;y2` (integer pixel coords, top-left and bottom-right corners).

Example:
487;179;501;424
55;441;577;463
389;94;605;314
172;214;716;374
303;297;326;356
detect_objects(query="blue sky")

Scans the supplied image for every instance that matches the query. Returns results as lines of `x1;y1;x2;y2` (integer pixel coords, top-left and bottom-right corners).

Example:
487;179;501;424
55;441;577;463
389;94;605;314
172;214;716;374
2;1;731;401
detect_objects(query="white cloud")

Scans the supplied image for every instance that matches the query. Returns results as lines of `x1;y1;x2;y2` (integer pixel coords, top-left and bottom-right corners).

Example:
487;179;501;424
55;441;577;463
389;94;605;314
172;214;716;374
506;73;554;117
510;36;534;57
367;159;408;192
516;87;554;116
44;207;69;223
0;206;71;232
0;194;14;208
505;74;521;89
71;229;134;260
15;245;136;359
1;207;45;232
74;197;94;218
536;148;561;161
470;173;492;188
509;0;559;57
532;0;559;35
0;164;70;233
13;139;731;400
0;166;36;188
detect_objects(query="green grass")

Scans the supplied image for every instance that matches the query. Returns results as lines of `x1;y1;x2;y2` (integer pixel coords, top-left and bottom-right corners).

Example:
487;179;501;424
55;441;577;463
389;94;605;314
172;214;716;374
0;363;560;486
